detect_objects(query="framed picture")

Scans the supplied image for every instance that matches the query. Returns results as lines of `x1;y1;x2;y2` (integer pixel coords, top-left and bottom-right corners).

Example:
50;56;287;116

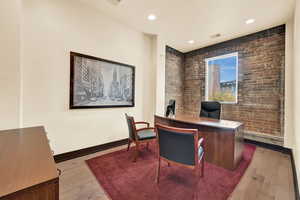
70;52;135;109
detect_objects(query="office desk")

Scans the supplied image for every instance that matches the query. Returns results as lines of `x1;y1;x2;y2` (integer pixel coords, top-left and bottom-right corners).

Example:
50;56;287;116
154;115;244;170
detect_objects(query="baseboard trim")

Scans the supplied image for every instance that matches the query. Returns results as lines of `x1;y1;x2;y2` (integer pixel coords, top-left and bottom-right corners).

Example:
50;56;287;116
290;150;300;200
243;131;284;146
245;139;299;199
244;139;289;154
54;138;128;163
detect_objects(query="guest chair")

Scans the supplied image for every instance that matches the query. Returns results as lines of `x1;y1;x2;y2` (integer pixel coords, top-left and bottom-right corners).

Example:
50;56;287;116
125;114;156;162
155;123;204;197
200;101;221;119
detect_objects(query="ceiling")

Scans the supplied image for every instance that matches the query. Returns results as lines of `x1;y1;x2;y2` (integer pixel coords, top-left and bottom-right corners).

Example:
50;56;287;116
79;0;295;53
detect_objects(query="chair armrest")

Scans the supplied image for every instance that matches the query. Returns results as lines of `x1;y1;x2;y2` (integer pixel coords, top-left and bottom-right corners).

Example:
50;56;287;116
198;138;204;148
136;127;155;132
198;138;205;161
135;121;150;127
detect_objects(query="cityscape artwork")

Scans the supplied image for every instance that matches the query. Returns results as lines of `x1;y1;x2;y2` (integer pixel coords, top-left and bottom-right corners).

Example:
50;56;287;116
70;52;135;109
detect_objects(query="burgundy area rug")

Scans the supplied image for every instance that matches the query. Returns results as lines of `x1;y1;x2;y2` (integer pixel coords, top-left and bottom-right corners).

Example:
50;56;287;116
86;144;256;200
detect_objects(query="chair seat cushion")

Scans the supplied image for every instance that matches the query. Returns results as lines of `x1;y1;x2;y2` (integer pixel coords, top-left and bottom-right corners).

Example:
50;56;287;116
137;129;156;140
198;146;204;159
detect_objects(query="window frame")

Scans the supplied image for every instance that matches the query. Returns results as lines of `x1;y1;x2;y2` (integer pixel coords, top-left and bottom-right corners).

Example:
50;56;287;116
204;52;239;104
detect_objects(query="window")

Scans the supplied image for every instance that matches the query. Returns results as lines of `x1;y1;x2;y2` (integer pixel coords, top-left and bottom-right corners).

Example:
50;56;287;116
205;52;238;104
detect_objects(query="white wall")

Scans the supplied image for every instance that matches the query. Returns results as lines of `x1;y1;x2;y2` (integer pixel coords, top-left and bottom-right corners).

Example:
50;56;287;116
142;35;157;124
293;0;300;186
154;35;166;116
21;0;156;154
284;18;295;148
0;0;21;130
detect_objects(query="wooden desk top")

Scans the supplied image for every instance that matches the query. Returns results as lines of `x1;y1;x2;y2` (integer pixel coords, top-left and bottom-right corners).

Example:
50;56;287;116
155;114;243;130
0;126;58;198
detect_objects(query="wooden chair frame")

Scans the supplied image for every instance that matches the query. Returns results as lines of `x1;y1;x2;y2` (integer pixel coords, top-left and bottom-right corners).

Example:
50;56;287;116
155;123;205;199
126;115;156;162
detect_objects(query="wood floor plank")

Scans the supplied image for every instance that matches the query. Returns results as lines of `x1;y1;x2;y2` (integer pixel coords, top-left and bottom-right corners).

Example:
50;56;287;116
57;145;295;200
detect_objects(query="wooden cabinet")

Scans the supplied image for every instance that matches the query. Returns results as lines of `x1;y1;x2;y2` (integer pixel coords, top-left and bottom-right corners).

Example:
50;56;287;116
0;127;59;200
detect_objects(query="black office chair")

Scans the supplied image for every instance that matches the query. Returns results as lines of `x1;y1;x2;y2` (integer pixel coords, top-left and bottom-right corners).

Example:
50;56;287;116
165;99;176;117
155;123;204;199
199;101;221;119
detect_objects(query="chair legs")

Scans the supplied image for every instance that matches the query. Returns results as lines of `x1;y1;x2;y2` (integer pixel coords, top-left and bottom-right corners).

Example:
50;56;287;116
201;156;204;177
156;158;161;184
194;154;204;199
127;139;131;151
130;140;155;162
194;165;200;200
133;143;139;162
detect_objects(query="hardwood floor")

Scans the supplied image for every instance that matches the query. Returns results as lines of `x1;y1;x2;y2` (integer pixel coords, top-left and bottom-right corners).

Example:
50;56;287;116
57;145;295;200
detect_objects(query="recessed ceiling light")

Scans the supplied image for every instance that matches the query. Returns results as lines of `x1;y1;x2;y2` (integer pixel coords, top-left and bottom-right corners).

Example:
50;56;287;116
246;19;255;24
188;40;195;44
147;14;157;21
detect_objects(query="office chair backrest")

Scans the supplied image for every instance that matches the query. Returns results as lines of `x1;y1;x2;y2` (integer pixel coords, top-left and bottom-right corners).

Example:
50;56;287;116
200;101;221;119
125;113;136;140
165;99;176;117
156;124;198;166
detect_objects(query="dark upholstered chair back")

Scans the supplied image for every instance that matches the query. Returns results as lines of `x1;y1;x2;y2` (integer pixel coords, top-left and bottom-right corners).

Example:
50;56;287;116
166;99;176;117
200;101;221;119
156;124;198;166
125;114;136;140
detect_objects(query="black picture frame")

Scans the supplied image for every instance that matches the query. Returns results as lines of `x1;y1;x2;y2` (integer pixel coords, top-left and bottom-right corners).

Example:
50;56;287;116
70;52;135;109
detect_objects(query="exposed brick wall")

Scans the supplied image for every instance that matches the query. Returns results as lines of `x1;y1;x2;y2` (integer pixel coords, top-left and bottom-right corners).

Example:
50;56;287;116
165;46;185;114
165;25;285;144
